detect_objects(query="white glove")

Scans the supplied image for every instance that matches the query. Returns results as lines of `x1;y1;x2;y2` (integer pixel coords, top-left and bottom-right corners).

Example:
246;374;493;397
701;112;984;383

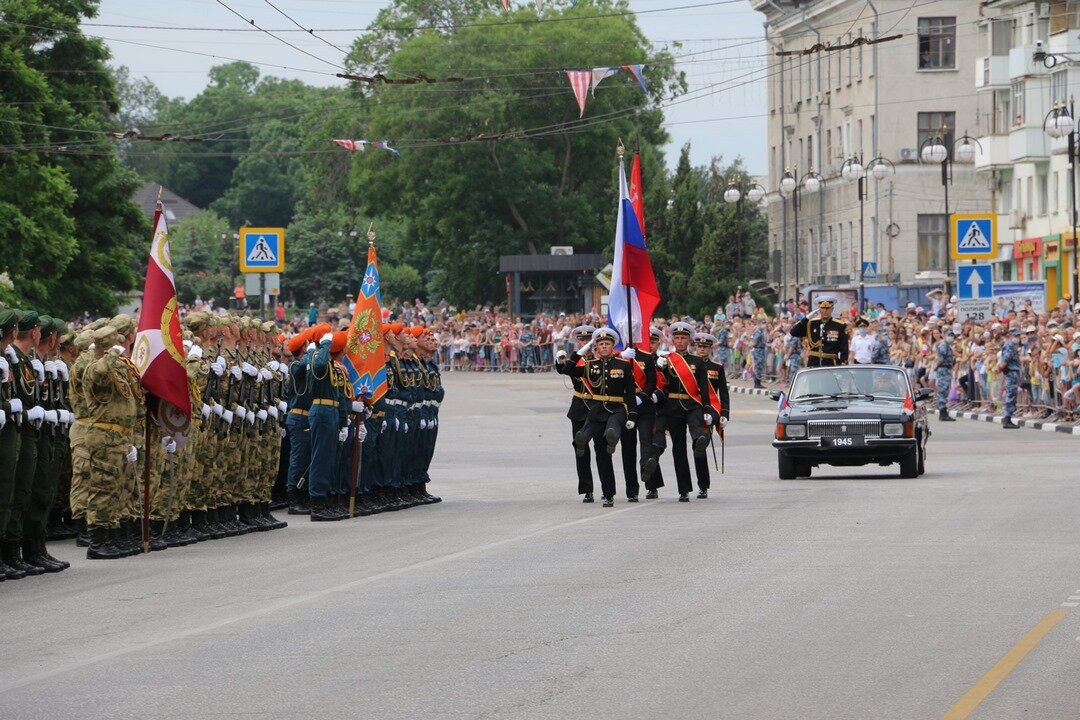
222;409;234;425
0;356;8;381
256;409;268;422
257;368;271;382
280;428;287;438
162;437;176;454
703;413;714;426
59;410;71;424
210;360;224;377
245;410;256;425
8;398;23;415
625;420;635;430
306;342;316;353
268;406;279;420
267;360;280;373
3;346;16;364
30;358;44;381
351;401;364;414
214;355;227;368
320;333;334;345
109;345;125;356
620;348;636;360
579;340;595;355
394;418;400;430
807;309;820;319
27;405;45;426
201;403;211;419
43;409;58;424
381;420;387;431
555;350;568;363
357;424;368;443
718;416;728;427
0;409;5;429
57;363;68;380
656;356;669;368
230;365;242;381
241;362;257;377
212;402;223;417
187;344;203;361
635;396;643;406
235;405;247;420
651;393;658;403
44;360;57;378
657;349;671;357
126;445;138;463
405;422;411;433
338;427;348;442
277;400;287;414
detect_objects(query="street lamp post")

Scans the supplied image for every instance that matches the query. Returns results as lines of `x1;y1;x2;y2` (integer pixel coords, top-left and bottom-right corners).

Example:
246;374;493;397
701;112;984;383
1046;101;1080;300
723;178;767;281
919;130;979;298
842;155;896;312
778;167;823;304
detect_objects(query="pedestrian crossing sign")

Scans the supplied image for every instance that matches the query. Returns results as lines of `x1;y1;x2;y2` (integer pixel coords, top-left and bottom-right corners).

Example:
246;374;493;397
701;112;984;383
239;227;285;272
951;213;997;260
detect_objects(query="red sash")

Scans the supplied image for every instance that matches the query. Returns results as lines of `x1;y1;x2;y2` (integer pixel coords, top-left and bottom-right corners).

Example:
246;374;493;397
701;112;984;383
577;357;597;396
631;359;647;392
668;353;703;405
706;382;724;435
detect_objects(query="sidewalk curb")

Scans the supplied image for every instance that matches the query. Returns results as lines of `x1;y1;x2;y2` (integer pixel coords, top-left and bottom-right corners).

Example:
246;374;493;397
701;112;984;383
729;383;1080;436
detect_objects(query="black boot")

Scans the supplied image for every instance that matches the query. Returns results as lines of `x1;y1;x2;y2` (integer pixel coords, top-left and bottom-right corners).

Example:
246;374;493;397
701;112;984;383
421;484;441;504
1002;416;1020;429
23;539;64;573
353;494;376;517
582;493;594;503
38;537;70;570
147;521;169;552
939;408;956;421
697;489;708;499
602;496;614;507
161;521;191;548
189;510;211;541
573;429;590;457
203;508;227;540
604;426;620;454
692;434;710;457
287;489;310;515
753;380;764;389
0;554;21;580
86;527;124;560
176;512;202;544
309;497;339;521
260;501;288;530
237;503;265;532
645;489;659;499
75;517;92;547
5;541;44;575
368;490;389;513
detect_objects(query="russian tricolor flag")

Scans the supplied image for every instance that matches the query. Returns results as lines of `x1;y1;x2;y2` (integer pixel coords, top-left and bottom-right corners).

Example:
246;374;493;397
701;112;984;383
608;153;660;350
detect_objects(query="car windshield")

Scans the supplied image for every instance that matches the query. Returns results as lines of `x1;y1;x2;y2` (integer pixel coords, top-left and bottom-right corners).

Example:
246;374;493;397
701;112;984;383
790;367;908;401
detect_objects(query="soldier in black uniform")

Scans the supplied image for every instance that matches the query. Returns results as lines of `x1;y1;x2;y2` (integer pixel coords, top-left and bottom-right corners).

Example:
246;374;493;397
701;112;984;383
691;333;731;499
789;295;849;367
637;327;668;498
565;328;637;507
555;325;596;502
656;321;713;502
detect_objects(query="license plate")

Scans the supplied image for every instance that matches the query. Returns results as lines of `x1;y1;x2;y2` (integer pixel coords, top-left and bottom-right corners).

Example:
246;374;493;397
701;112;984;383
827;436;863;447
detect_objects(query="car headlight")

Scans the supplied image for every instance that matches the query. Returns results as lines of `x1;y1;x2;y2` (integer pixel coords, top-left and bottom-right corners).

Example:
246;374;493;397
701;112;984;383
882;422;904;437
784;424;806;438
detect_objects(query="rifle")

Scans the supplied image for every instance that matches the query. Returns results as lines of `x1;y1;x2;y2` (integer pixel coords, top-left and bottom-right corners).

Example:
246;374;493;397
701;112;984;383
1;349;20;428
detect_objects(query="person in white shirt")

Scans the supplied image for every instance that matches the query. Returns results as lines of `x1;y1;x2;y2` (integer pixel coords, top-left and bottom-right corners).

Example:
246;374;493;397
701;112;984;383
850;318;878;364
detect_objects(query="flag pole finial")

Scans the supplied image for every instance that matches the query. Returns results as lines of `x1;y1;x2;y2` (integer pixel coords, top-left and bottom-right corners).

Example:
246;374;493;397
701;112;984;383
367;222;376;246
616;138;625;158
155;184;163;210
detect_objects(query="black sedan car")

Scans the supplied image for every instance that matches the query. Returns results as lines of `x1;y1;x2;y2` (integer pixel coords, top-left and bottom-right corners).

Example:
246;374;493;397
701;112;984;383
771;365;932;479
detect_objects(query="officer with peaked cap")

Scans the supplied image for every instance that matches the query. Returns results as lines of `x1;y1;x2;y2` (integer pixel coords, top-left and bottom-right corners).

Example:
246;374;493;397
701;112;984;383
556;325;597;502
0;309;26;578
638;327;667;496
655;321;712;501
564;327;636;507
789;295;849;367
691;333;730;499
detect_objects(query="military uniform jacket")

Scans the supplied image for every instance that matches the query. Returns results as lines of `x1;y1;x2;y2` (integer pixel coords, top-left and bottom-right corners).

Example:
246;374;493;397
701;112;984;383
790;317;849;363
1001;340;1021;374
705;360;731;420
658;351;710;414
556;354;591;422
936;340;954;369
566;354;637;422
631;350;659;409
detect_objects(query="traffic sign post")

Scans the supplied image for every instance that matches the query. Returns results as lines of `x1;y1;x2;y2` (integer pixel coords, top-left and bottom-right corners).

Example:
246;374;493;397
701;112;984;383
239;228;285;320
951;213;997;261
956;264;993;323
862;261;877;281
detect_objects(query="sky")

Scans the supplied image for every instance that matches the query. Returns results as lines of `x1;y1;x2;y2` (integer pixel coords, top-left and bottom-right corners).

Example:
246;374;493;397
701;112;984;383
93;0;769;174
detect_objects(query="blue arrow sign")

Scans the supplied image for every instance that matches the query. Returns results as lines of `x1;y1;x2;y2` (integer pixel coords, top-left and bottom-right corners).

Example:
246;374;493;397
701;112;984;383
957;264;993;300
862;261;877;280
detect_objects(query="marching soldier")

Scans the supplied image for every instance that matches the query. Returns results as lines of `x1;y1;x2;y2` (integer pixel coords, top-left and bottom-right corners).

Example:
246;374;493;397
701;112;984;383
555;325;596;502
306;329;349;521
640;326;668;499
655;321;713;502
414;326;443;503
789;295;849;367
0;309;26;578
691;333;730;500
565;328;636;507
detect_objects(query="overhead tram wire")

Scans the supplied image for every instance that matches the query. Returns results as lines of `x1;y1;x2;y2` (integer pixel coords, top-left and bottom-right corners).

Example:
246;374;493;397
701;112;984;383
261;0;352;55
213;0;346;70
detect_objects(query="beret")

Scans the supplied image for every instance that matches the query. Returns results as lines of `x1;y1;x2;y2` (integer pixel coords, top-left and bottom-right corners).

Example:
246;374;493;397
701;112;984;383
17;310;40;331
330;330;348;354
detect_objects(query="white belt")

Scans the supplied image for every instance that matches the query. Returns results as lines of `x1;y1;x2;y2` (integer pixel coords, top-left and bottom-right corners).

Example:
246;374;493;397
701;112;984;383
385;399;405;406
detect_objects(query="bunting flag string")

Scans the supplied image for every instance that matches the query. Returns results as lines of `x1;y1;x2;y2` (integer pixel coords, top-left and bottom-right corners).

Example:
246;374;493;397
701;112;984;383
501;0;509;10
331;138;401;157
590;67;619;96
565;70;591;118
622;64;649;94
567;65;648;116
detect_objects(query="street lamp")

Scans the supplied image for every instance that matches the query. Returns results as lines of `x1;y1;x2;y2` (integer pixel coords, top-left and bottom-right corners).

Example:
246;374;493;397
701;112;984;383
778;167;823;303
842;155;896;312
1045;101;1080;300
919;129;980;297
723;178;767;281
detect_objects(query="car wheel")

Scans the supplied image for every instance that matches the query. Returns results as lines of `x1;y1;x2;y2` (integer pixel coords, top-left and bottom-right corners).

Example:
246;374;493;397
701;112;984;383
899;446;918;479
778;452;796;480
916;438;925;476
795;460;812;478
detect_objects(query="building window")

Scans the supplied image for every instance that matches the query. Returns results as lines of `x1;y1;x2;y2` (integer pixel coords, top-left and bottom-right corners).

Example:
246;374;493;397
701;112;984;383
1036;173;1047;216
857;28;864;80
1011;81;1024;127
917;214;948;271
1051;71;1068;106
917;111;955;153
846;33;853;85
825;129;832;169
807;134;814;170
992;90;1010;135
918;17;956;69
1051;171;1059;214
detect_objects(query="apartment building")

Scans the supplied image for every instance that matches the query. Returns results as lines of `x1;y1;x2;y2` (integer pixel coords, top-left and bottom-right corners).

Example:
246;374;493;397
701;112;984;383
976;0;1080;303
750;0;988;304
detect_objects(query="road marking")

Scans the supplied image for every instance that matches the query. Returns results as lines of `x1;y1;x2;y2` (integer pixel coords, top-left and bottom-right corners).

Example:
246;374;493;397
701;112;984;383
0;501;651;694
1068;595;1080;600
1062;602;1079;608
941;610;1067;720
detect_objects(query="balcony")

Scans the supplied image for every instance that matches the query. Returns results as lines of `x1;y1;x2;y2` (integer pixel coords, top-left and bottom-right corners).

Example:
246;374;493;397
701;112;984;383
974;134;1010;170
1009;125;1049;162
1009;44;1047;80
975;55;1009;89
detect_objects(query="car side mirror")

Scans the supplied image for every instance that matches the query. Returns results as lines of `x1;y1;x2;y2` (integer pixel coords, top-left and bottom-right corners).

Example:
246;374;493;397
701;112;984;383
914;388;933;401
769;390;783;401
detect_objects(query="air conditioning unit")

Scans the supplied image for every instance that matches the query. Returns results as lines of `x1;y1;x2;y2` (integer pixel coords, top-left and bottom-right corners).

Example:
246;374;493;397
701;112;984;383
898;147;919;162
1008;209;1027;228
1037;2;1050;19
550;246;574;256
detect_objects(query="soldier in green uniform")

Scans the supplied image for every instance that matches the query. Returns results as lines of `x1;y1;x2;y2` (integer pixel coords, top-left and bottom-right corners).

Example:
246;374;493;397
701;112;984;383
789;295;849;367
0;308;26;579
47;325;79;542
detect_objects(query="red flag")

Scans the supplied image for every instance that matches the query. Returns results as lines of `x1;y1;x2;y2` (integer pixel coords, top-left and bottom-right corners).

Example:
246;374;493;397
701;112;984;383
133;202;192;440
628;152;646;237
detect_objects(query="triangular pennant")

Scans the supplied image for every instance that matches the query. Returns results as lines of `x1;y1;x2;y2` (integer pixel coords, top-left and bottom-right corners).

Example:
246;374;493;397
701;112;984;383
622;64;649;94
566;70;591;117
535;0;543;13
590;66;619;96
500;0;509;10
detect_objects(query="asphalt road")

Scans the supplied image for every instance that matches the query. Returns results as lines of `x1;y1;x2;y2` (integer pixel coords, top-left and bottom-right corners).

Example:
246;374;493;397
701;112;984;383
3;371;1080;720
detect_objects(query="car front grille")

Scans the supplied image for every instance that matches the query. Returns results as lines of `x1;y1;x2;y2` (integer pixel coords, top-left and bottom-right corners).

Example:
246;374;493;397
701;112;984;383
807;420;881;439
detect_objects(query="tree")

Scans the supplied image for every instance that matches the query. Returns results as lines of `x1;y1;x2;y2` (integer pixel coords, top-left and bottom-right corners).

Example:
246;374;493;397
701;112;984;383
651;144;703;312
168;210;234;305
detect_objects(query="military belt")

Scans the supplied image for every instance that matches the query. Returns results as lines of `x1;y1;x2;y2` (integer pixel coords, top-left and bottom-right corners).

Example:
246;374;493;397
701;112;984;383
579;393;627;404
311;398;337;407
75;419;128;434
289;408;309;416
384;399;406;406
807;350;839;360
369;411;385;419
667;392;694;401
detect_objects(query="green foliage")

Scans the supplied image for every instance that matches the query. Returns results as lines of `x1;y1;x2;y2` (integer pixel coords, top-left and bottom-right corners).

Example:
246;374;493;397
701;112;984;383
168;211;234;304
379;262;425;302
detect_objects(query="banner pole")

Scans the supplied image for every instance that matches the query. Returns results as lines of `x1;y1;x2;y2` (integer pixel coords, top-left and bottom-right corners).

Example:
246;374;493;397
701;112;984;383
141;406;152;554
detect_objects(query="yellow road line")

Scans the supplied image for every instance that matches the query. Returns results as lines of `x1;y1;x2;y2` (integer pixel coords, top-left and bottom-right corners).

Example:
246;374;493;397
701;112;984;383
941;609;1067;720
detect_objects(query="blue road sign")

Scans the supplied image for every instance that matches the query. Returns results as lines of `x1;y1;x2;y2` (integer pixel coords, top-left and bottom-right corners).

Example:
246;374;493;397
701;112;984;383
957;264;993;300
239;227;285;273
951;214;997;260
862;261;877;280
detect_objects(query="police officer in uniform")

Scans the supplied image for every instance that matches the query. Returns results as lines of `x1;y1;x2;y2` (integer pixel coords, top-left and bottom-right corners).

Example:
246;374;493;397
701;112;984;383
750;318;768;388
935;328;957;422
998;327;1022;429
555;325;597;502
655;321;712;502
565;328;636;507
789;295;849;367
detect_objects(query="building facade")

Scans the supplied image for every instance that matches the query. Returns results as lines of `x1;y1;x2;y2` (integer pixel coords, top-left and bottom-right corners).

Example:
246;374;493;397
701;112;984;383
750;0;988;306
976;0;1080;304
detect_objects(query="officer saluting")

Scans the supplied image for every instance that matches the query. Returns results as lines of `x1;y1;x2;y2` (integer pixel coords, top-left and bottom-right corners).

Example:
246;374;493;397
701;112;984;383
555;325;596;503
789;295;849;367
565;328;636;508
655;321;713;502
